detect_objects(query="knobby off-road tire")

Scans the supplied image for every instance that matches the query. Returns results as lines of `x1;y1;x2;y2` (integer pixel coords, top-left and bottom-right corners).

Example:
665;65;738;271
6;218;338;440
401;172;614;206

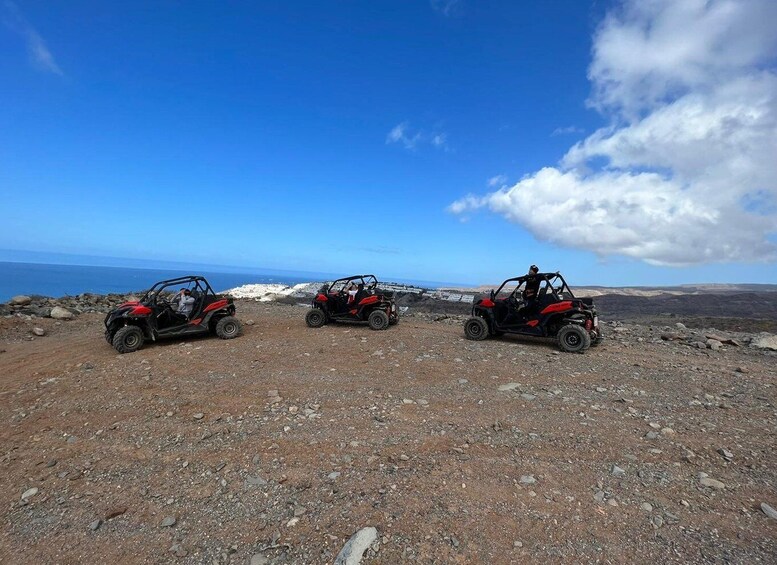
112;325;144;354
464;317;489;341
305;308;327;328
557;324;591;353
215;316;241;339
368;310;390;330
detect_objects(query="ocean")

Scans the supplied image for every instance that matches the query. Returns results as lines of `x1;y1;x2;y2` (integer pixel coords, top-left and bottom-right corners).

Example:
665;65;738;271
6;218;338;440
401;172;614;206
0;261;316;302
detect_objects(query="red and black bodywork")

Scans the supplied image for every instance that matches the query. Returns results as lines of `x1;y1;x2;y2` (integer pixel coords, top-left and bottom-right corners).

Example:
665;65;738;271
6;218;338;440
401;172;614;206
464;272;603;352
305;274;398;330
104;275;240;353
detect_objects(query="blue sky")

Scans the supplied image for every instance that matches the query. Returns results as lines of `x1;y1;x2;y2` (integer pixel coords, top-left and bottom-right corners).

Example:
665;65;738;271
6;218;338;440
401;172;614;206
1;0;776;286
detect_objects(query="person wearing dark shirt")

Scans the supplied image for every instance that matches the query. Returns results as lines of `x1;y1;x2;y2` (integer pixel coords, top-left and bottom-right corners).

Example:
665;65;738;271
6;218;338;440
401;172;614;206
515;264;540;319
522;265;540;302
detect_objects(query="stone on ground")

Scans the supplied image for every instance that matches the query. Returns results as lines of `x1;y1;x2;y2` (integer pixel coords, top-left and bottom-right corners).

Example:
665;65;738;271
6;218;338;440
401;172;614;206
334;526;378;565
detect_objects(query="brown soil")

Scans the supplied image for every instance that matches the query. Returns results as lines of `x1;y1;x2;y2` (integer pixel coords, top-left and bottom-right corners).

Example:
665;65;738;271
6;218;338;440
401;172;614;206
0;301;775;564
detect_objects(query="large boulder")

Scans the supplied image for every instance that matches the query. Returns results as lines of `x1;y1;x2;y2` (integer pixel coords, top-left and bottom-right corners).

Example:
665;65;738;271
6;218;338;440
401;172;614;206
50;306;75;320
10;295;32;306
751;333;777;351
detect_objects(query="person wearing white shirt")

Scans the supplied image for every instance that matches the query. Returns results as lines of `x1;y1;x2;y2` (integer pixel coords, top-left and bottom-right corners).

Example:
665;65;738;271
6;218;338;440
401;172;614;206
174;288;196;317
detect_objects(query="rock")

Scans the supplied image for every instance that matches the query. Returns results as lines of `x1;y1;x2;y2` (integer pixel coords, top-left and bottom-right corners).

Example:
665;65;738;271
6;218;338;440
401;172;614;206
660;427;675;436
761;502;777;521
32;327;45;336
519;475;536;485
21;487;39;500
700;477;725;489
169;543;188;558
751;333;777;351
89;519;102;531
498;383;520;392
458;379;468;384
50;306;75;320
520;393;536;401
646;431;660;440
611;465;626;478
160;516;177;527
245;319;256;326
675;322;687;330
652;515;664;528
640;502;653;512
594;490;606;503
192;413;204;420
246;475;268;486
328;471;342;480
705;339;722;351
717;448;733;460
105;506;128;520
513;541;523;548
250;555;269;565
334;526;379;565
10;295;32;306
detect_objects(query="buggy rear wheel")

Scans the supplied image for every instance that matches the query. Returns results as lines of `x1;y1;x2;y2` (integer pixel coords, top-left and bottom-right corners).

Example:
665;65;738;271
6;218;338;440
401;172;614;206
215;316;241;339
368;310;389;330
305;308;327;328
557;324;591;353
464;317;489;341
112;325;144;354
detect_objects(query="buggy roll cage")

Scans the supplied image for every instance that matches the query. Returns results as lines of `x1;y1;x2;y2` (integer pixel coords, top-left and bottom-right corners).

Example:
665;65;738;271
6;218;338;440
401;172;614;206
492;272;576;300
323;274;380;293
139;276;217;303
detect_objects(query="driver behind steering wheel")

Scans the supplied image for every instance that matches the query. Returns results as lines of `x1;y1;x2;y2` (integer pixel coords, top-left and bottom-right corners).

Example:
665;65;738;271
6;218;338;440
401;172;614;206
173;288;195;318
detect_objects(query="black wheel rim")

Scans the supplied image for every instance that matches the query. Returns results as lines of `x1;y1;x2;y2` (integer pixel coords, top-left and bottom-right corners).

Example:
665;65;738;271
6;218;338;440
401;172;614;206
125;333;140;348
468;321;482;337
224;322;237;335
311;312;322;324
565;332;580;347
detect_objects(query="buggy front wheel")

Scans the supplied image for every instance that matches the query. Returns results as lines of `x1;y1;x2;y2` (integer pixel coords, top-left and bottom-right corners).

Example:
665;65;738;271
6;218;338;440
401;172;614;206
305;308;327;328
464;317;489;340
112;325;144;354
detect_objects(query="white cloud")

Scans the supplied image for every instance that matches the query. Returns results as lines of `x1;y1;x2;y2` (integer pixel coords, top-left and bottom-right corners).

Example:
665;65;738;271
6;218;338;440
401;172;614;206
449;0;777;266
551;125;583;136
430;0;463;18
487;175;507;187
431;133;448;149
387;122;449;151
3;1;63;75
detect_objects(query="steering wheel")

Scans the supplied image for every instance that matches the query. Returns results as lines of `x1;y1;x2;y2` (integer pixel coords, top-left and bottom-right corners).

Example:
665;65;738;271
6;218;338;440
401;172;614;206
155;294;176;316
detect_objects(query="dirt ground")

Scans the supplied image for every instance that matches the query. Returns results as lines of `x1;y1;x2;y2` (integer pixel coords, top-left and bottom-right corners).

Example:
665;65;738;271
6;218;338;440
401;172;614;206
0;301;775;564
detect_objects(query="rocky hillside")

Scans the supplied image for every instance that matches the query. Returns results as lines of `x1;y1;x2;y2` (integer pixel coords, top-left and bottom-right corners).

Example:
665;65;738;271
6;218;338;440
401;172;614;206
0;299;776;563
